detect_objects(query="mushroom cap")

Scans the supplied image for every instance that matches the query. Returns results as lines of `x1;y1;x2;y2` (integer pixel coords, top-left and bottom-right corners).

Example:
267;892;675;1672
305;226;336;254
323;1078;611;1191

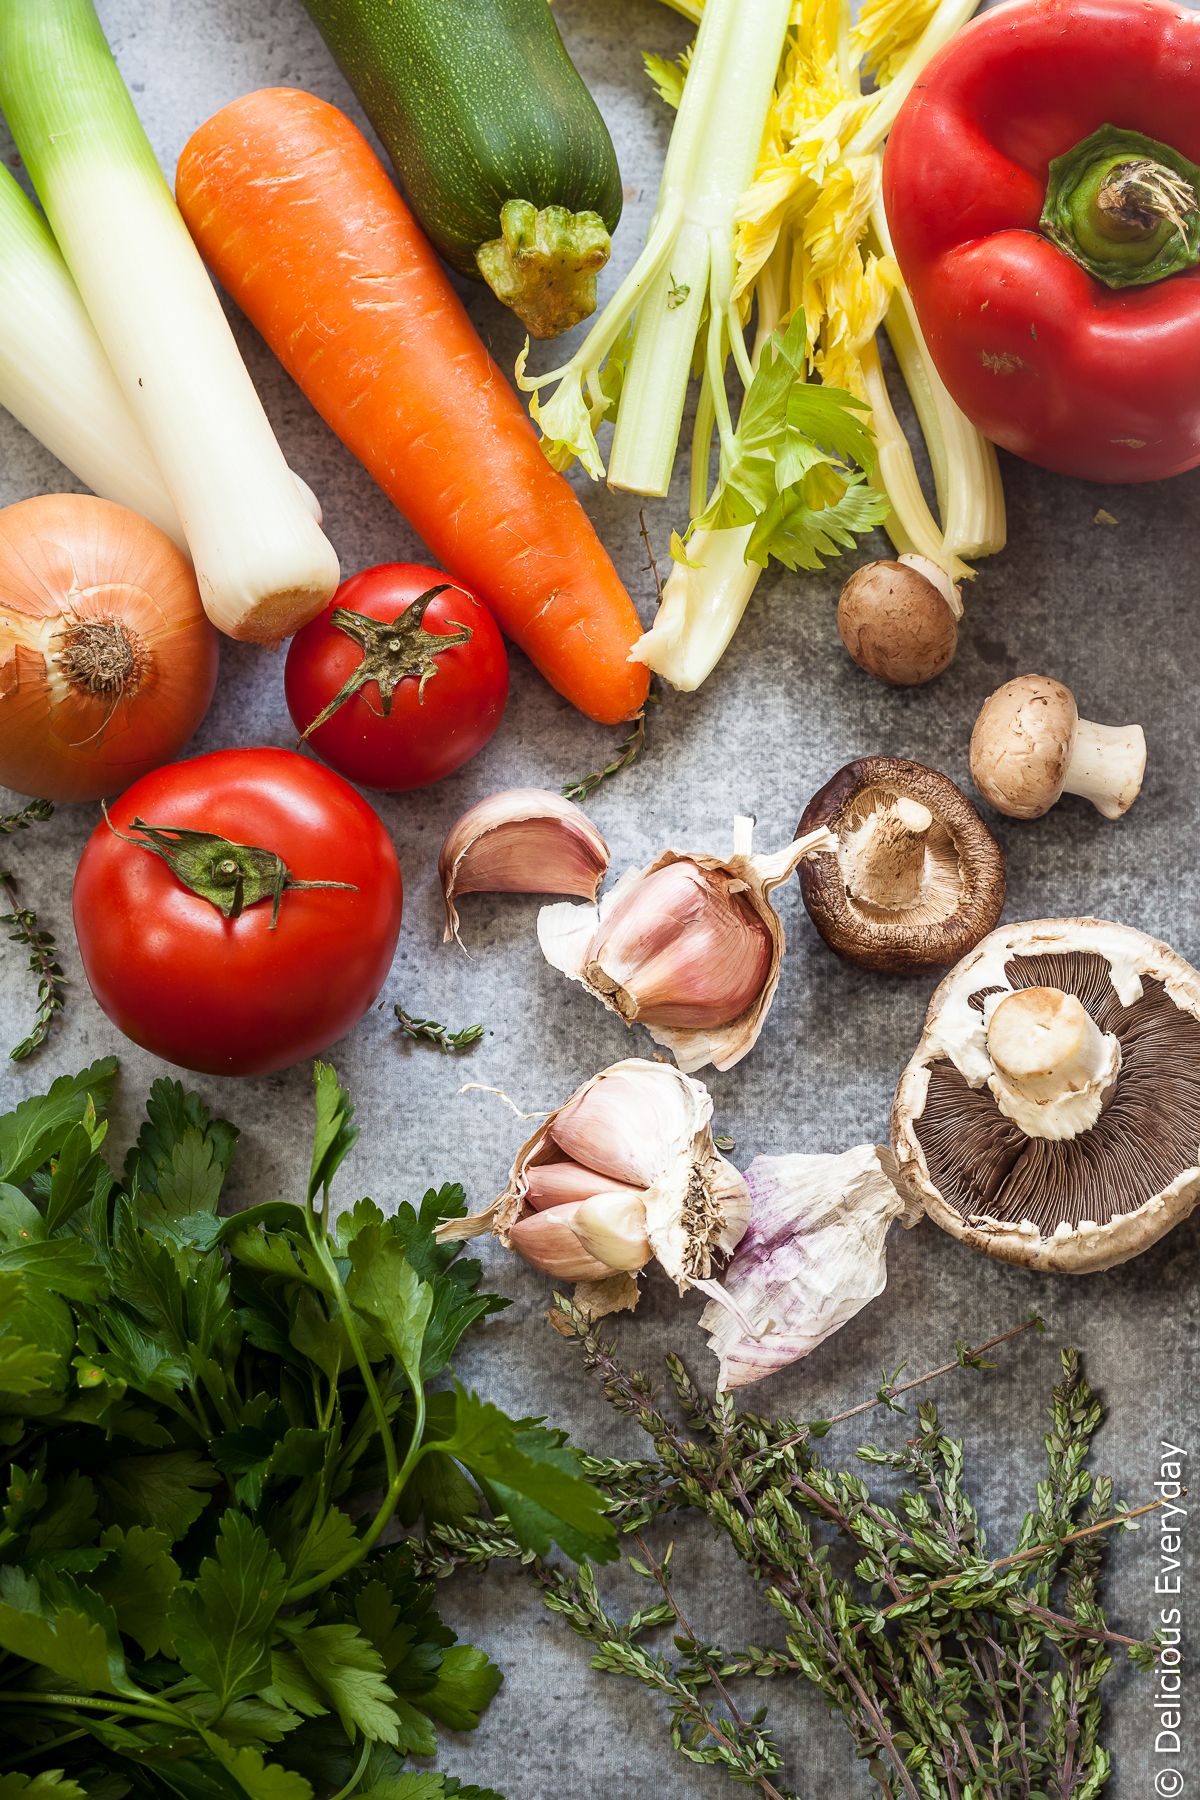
797;756;1005;975
969;675;1079;819
837;558;959;687
892;918;1200;1272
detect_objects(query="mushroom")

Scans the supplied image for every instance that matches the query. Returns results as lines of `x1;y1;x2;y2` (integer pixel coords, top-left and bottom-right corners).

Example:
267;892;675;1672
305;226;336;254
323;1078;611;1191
892;917;1200;1272
969;674;1146;820
837;555;961;686
796;757;1005;974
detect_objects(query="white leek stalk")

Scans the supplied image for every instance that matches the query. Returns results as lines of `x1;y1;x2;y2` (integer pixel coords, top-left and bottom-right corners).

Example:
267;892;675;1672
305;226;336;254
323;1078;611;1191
0;0;339;643
0;164;182;548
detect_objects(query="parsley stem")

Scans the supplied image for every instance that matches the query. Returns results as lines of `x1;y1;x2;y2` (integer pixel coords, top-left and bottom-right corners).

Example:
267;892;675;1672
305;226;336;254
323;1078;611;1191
0;1691;178;1728
285;1218;430;1604
328;1736;372;1800
286;1404;427;1604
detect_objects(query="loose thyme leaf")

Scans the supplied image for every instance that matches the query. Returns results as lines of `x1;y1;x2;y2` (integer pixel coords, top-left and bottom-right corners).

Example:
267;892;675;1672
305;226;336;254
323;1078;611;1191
562;696;653;806
394;1008;485;1055
0;799;53;836
0;870;66;1062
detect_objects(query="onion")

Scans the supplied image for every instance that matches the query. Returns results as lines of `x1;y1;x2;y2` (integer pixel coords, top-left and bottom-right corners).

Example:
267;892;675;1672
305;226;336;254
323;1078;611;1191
0;493;218;801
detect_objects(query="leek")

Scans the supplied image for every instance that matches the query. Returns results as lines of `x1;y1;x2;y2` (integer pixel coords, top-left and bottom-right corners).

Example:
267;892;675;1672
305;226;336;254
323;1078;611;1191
0;0;339;643
0;164;182;548
630;0;1007;692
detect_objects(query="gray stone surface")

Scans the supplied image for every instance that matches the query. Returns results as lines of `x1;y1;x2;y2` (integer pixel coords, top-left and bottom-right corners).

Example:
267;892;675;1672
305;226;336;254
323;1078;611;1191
0;1;1195;1793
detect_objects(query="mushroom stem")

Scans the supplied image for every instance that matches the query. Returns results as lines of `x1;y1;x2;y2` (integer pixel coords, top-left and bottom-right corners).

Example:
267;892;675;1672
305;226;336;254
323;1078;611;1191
842;798;933;910
1063;719;1147;820
985;985;1121;1140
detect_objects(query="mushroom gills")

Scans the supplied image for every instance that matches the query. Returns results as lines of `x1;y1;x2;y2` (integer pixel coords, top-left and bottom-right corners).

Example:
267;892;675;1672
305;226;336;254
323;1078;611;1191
913;951;1200;1234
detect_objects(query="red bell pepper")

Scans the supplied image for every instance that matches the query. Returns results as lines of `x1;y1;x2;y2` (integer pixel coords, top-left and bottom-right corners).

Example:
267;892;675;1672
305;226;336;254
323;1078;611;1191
883;0;1200;484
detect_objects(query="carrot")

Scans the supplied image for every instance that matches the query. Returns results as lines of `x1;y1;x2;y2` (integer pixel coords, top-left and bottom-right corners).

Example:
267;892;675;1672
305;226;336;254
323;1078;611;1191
175;88;648;725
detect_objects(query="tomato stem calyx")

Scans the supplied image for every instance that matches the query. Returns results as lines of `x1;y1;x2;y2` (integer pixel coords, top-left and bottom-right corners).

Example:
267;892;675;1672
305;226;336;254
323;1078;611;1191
299;585;472;742
1042;125;1200;289
101;806;356;929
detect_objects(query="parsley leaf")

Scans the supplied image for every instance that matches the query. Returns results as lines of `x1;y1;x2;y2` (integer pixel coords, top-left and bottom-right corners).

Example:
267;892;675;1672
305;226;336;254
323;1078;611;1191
170;1512;287;1710
0;1058;603;1795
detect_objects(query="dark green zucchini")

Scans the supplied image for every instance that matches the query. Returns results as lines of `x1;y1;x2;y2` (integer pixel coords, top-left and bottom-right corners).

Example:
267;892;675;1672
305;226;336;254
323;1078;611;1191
302;0;624;338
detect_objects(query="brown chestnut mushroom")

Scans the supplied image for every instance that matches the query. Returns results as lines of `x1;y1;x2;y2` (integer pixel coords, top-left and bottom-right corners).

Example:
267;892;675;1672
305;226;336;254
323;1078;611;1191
836;555;960;686
797;756;1005;974
969;674;1146;820
892;917;1200;1272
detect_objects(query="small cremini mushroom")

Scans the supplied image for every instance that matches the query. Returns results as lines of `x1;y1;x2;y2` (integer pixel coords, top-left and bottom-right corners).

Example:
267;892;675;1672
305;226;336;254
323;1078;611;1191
892;917;1200;1272
796;757;1005;974
837;555;961;686
969;674;1146;820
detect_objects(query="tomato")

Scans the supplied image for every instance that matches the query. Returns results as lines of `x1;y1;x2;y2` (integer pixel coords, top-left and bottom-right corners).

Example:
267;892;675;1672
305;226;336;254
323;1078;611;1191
284;563;509;791
73;748;402;1078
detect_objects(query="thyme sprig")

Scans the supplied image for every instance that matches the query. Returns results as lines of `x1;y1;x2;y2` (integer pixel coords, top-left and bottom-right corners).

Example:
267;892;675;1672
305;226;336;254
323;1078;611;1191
0;798;54;835
561;511;661;807
417;1307;1158;1799
394;1005;484;1053
0;800;63;1062
562;696;654;806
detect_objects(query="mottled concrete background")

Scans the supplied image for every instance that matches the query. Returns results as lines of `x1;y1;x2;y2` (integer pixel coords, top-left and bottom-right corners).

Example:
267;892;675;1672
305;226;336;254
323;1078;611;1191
0;2;1195;1793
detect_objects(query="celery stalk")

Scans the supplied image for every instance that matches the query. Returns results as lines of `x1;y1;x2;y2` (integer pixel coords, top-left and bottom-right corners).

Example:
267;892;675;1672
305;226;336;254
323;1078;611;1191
634;0;1007;694
0;164;183;547
607;0;791;496
520;0;791;497
0;0;339;643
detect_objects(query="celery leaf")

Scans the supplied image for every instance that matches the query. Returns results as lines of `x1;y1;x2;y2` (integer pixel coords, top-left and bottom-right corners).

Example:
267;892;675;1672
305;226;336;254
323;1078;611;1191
694;312;887;569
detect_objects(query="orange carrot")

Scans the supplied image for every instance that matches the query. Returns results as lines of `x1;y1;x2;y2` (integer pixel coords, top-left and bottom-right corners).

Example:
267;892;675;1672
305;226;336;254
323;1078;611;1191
176;88;648;726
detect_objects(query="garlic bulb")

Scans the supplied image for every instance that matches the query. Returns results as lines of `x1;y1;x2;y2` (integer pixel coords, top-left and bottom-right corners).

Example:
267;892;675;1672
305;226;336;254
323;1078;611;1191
437;1058;750;1322
537;816;835;1072
439;789;609;945
700;1146;918;1390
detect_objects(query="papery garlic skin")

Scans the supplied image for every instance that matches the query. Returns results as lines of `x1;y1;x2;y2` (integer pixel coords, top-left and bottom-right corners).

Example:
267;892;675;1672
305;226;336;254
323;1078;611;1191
437;1058;749;1321
583;860;773;1028
538;818;835;1073
439;788;609;944
700;1146;912;1390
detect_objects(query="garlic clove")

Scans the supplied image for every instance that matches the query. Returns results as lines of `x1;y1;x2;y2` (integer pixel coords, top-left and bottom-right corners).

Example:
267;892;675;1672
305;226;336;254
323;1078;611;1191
571;1190;652;1270
508;1201;611;1281
524;1160;644;1211
699;1146;911;1390
437;1058;751;1321
550;1061;700;1188
538;817;835;1072
439;788;609;945
582;859;773;1029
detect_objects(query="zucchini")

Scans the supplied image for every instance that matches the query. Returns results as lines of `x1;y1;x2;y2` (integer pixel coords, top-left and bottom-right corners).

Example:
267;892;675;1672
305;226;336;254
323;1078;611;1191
302;0;624;339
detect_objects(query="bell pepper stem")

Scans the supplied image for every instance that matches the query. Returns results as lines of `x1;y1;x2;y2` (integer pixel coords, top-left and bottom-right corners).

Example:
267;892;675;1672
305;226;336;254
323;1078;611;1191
1041;125;1200;289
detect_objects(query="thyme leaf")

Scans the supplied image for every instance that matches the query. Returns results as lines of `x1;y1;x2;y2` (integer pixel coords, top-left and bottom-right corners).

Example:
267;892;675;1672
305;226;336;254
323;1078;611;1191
419;1304;1159;1799
395;1006;484;1054
0;802;63;1062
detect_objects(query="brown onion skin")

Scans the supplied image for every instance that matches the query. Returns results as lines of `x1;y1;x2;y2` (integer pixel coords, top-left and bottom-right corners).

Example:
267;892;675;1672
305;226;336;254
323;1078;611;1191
0;493;218;801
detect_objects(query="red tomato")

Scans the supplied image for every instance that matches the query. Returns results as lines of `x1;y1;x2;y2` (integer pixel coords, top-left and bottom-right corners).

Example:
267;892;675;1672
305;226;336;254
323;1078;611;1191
73;747;402;1078
284;563;509;791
